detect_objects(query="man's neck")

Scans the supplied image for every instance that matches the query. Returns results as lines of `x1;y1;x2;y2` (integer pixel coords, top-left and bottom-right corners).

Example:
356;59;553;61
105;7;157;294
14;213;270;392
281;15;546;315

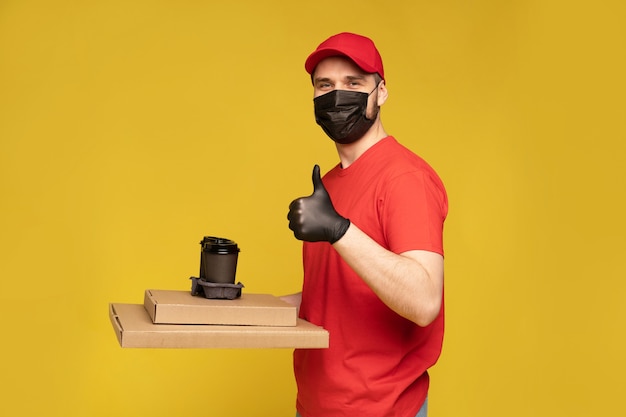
336;123;388;169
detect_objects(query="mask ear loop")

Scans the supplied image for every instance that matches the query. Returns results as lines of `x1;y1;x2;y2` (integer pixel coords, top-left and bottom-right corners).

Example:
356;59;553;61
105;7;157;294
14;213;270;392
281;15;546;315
368;81;382;96
365;80;383;120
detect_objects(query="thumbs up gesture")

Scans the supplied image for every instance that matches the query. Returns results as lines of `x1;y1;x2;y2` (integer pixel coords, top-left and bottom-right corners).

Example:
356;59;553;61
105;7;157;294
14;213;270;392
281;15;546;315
287;165;350;244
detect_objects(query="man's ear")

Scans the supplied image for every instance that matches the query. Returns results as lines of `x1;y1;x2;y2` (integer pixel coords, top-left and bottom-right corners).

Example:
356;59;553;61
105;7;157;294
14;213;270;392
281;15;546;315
377;80;389;106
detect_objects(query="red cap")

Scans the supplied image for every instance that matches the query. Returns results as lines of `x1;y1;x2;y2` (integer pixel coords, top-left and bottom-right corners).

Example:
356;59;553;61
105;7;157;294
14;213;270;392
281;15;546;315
305;32;385;80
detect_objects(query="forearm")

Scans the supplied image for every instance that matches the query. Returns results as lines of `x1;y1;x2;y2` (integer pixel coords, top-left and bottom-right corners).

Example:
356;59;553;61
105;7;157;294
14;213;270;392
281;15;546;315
280;292;302;312
332;224;444;326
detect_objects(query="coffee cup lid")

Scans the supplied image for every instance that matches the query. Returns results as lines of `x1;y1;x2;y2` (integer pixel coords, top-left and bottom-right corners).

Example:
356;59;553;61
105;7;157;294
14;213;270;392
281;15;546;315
200;236;240;254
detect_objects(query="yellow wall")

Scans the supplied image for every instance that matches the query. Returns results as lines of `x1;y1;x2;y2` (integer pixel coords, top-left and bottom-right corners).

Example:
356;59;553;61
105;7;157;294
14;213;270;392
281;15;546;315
1;1;624;416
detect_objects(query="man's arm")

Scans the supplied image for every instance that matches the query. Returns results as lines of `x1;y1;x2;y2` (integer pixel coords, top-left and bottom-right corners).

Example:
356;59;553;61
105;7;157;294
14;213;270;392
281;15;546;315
333;224;443;326
280;292;302;312
287;164;444;326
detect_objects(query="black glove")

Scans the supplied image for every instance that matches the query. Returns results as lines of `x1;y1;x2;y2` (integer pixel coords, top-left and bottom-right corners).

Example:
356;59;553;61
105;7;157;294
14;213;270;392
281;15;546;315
287;165;350;244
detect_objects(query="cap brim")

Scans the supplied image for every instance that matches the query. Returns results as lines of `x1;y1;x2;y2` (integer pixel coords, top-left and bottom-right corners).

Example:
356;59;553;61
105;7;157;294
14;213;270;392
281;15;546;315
305;48;378;76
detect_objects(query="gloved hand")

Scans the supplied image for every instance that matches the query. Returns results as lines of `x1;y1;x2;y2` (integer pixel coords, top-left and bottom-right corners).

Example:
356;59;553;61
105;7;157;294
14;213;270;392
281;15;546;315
287;165;350;244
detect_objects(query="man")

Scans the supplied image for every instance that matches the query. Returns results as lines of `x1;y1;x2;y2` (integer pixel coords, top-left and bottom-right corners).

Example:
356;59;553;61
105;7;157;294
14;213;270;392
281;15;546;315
285;32;448;417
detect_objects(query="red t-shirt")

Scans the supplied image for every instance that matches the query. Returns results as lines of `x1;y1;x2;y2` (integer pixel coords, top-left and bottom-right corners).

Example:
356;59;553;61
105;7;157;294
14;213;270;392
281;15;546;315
294;136;448;417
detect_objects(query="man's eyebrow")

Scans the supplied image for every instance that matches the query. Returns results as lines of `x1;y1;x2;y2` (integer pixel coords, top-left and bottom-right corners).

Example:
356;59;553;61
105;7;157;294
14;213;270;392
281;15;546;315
313;74;367;84
345;74;367;81
313;77;332;84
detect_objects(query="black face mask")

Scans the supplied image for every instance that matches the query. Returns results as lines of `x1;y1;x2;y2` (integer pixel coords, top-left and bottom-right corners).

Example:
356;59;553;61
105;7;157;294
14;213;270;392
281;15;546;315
313;87;379;144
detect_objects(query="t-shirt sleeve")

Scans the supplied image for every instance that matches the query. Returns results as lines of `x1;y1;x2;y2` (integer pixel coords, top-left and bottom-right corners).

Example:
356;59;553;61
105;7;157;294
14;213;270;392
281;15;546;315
381;170;448;256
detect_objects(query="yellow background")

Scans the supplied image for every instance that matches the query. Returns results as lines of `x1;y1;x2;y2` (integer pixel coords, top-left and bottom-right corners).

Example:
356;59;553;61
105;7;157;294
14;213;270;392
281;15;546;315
1;1;624;416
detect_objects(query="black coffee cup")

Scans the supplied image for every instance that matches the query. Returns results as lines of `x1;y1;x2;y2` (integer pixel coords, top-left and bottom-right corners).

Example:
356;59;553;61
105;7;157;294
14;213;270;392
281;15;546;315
199;236;240;284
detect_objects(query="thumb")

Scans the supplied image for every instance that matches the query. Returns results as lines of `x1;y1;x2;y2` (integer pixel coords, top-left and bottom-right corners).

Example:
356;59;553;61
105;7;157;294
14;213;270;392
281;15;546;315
311;164;325;194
